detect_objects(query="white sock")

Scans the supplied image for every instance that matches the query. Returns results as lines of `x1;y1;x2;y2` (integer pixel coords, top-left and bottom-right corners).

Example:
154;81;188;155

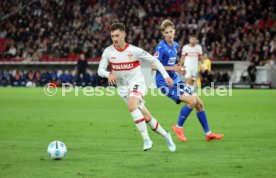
147;118;168;138
130;109;150;141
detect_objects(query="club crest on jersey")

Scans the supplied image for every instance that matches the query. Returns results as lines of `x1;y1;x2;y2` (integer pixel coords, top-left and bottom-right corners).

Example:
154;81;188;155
128;54;134;61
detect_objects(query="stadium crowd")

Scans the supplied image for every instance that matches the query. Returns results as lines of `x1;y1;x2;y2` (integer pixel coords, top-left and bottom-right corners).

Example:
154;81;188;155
0;0;275;87
0;0;275;63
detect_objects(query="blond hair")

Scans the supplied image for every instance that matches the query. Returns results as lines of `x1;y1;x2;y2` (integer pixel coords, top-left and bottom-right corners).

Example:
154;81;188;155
160;19;175;31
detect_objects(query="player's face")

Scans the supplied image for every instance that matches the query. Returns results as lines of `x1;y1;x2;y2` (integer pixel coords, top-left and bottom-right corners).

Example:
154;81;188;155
162;26;175;44
111;29;126;48
80;54;85;60
189;37;198;46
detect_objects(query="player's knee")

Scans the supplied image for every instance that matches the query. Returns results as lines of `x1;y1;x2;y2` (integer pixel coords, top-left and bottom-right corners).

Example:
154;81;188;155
128;103;138;112
195;101;204;111
187;98;196;108
144;114;151;122
194;96;204;111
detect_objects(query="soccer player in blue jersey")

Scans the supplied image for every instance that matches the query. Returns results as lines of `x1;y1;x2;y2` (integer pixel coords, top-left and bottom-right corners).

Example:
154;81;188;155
152;19;224;142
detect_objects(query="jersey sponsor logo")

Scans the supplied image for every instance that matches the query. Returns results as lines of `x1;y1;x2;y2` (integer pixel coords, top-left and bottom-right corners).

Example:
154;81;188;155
168;57;176;65
110;61;140;71
154;51;159;57
111;56;116;59
187;52;199;56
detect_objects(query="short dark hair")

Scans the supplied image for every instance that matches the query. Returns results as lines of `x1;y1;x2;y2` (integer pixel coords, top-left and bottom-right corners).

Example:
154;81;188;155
110;23;125;32
189;34;197;39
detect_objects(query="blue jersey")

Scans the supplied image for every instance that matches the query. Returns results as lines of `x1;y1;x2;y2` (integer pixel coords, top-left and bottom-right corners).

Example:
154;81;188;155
154;40;181;87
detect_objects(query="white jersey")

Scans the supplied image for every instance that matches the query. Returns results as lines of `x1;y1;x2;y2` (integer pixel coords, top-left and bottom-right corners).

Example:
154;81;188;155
98;44;169;98
181;44;203;70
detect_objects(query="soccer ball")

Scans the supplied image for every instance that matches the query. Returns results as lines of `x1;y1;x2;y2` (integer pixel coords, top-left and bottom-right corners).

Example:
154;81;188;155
47;141;67;160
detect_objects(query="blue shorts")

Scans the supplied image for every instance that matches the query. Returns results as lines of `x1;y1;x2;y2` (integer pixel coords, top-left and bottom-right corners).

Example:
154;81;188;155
159;81;194;104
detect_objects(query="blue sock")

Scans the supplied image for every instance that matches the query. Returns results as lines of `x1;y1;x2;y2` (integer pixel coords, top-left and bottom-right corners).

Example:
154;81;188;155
177;105;193;127
196;111;210;133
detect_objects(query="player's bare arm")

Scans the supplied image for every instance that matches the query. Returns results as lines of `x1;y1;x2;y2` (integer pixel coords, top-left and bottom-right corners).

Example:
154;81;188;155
164;77;174;87
179;55;185;67
108;73;117;85
198;54;203;66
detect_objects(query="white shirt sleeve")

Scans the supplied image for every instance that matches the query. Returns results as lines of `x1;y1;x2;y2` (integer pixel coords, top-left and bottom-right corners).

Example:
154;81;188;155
136;48;169;79
98;49;110;78
181;45;187;56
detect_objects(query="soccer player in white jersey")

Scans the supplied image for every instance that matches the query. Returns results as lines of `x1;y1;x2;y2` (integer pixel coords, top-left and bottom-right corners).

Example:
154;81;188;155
98;23;176;152
179;35;203;90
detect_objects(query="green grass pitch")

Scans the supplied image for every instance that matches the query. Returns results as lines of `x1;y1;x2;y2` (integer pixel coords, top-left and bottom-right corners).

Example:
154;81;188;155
0;88;276;178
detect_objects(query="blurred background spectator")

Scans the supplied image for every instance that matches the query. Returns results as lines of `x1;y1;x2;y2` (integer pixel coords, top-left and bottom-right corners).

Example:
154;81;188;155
0;69;104;87
76;53;88;85
199;53;212;87
0;0;275;62
247;61;257;82
0;0;275;87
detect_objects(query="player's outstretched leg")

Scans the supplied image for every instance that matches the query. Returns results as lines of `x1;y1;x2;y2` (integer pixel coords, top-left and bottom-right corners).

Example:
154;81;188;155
148;118;176;152
172;94;195;142
129;97;153;151
141;107;176;152
194;95;224;141
130;109;153;150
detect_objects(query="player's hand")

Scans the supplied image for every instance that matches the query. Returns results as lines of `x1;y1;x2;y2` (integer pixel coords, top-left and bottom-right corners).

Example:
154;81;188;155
173;64;186;74
164;77;174;88
108;73;117;85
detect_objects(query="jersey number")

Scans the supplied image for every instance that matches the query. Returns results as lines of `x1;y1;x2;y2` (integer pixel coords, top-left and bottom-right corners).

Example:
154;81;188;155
133;85;139;91
184;86;192;95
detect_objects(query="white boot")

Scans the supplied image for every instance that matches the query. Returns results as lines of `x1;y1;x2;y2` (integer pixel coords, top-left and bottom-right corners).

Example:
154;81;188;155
143;139;153;151
165;132;176;152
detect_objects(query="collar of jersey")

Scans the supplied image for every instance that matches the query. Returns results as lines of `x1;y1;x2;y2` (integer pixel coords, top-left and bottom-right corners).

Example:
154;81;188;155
163;40;175;48
114;43;129;52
